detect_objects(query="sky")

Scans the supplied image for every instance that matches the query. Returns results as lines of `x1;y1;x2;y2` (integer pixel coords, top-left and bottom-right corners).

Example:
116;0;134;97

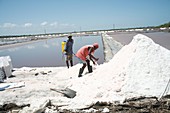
0;0;170;36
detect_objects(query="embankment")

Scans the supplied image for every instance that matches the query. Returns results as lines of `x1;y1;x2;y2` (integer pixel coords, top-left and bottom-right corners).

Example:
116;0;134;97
101;33;123;62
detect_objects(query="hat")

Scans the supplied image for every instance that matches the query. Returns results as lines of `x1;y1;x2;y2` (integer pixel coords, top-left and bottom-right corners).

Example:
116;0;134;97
68;35;72;38
93;43;99;49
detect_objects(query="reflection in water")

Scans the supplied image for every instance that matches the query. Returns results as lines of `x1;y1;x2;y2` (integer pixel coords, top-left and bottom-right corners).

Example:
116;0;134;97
0;35;104;68
27;45;35;49
43;44;50;48
7;47;20;52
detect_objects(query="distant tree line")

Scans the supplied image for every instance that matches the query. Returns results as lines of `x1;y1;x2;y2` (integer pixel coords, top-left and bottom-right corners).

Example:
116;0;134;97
0;22;170;38
0;35;32;39
156;22;170;28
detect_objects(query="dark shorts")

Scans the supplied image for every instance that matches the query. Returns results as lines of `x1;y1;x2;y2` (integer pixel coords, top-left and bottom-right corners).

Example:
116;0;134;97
66;54;73;61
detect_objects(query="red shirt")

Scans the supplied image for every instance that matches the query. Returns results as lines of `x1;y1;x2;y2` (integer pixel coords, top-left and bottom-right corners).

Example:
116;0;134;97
76;45;94;61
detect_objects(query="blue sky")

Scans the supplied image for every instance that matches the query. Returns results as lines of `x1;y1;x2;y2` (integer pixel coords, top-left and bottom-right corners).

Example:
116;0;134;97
0;0;170;36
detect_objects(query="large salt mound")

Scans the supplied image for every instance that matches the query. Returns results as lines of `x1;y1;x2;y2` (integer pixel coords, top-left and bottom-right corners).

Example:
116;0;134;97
121;34;170;97
66;34;170;109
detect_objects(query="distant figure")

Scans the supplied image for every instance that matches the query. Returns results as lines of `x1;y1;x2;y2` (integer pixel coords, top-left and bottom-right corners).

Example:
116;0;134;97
64;35;74;68
76;43;99;77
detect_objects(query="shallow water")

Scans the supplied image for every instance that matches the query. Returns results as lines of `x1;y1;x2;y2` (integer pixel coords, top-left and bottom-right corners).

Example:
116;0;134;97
0;35;104;68
108;32;170;50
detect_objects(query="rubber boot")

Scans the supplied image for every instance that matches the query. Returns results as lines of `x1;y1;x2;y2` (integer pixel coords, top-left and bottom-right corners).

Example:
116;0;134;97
66;61;69;68
78;68;84;77
88;65;93;73
70;60;73;67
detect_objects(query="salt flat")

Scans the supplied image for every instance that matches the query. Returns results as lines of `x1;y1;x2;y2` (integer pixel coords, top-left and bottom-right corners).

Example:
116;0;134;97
0;33;170;113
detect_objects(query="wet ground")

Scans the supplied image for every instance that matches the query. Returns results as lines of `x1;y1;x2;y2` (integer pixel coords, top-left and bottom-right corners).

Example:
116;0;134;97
1;95;170;113
56;95;170;113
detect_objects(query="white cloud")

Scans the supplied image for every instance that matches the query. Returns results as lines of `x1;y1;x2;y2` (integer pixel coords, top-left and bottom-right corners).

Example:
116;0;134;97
3;23;16;28
41;21;48;26
50;22;58;27
60;23;69;27
24;23;32;27
40;21;75;27
59;23;76;28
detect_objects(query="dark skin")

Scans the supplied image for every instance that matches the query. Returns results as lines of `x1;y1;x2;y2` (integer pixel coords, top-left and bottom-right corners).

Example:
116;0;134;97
88;46;99;64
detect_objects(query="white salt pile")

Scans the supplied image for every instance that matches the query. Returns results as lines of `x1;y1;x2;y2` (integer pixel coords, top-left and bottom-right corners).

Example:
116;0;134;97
121;34;170;97
0;56;13;82
64;34;170;109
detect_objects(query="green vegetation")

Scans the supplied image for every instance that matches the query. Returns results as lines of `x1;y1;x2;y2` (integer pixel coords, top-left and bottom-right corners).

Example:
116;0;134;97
156;22;170;28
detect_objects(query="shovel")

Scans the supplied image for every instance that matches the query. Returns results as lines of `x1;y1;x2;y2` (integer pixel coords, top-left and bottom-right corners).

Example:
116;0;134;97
50;87;76;98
